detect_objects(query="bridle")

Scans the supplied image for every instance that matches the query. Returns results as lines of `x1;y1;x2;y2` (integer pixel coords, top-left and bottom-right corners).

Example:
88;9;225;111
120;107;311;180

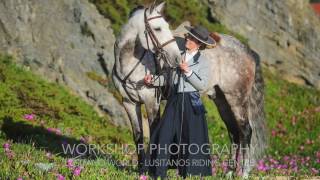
114;7;176;103
143;7;177;103
143;7;176;67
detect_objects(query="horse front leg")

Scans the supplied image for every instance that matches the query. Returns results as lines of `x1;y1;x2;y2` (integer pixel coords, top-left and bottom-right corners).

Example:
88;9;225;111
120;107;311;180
144;98;161;137
122;100;146;174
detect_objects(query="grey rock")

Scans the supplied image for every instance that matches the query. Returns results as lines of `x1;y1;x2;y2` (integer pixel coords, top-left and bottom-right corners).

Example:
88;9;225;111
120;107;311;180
203;0;320;88
0;0;129;127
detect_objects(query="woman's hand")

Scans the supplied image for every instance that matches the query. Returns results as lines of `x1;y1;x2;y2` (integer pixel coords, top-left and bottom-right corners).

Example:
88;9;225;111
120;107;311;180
179;59;191;74
144;74;153;86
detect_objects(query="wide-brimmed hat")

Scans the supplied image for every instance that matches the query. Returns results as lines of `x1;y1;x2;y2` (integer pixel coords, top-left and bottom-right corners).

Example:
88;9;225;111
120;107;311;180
185;25;216;46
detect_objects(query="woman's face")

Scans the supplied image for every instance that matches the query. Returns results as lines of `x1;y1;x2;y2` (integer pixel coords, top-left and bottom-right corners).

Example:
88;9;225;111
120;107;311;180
185;34;201;51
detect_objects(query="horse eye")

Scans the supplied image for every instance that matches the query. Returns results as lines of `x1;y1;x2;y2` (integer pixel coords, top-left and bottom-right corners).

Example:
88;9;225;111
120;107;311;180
154;27;161;32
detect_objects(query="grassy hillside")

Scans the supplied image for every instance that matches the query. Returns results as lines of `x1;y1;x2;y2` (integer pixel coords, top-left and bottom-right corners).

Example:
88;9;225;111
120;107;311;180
1;51;319;179
0;55;134;179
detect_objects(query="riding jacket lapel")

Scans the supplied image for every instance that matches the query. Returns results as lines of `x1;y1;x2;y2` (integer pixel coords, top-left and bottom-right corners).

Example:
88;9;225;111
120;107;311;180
188;51;200;67
181;50;200;67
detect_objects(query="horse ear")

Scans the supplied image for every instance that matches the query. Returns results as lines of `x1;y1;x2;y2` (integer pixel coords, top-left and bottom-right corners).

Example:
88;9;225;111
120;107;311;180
155;2;166;14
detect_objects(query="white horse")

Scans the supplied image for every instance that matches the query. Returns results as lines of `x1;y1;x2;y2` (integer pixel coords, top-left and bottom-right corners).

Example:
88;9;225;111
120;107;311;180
112;2;267;178
112;2;181;174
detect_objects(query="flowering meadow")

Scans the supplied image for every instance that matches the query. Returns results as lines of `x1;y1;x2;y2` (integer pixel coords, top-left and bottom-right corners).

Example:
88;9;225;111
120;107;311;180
0;54;319;179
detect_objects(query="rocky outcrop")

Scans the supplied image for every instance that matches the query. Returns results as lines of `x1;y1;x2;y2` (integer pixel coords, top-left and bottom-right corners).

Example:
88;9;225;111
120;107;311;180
204;0;320;88
0;0;129;126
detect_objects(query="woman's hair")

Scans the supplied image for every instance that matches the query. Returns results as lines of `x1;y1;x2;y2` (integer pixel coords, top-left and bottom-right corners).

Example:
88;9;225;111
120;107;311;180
199;43;206;50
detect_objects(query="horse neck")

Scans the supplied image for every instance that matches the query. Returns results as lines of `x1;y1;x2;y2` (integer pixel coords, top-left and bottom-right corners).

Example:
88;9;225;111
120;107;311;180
115;35;148;78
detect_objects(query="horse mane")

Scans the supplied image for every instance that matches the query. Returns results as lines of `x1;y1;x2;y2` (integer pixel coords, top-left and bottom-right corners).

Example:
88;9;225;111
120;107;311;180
210;32;221;43
129;5;144;18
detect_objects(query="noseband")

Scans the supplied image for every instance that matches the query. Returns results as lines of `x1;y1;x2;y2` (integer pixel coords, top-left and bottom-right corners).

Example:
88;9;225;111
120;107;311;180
144;8;176;64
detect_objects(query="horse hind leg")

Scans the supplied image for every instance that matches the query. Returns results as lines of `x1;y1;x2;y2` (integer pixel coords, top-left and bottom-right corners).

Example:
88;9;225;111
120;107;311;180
211;86;240;178
229;99;253;178
122;100;146;174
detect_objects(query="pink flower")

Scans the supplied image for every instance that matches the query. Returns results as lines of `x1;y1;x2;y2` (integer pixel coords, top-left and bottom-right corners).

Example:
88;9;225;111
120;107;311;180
316;151;320;158
289;159;297;167
139;175;148;180
47;128;55;133
271;130;277;137
5;151;15;159
16;178;23;180
283;156;290;162
221;161;228;173
311;168;319;175
80;136;86;143
47;128;62;135
3;143;10;151
291;116;297;126
269;158;279;165
55;129;62;135
277;164;288;169
56;174;65;180
306;139;313;145
23;114;35;121
299;145;304;151
305;156;311;162
73;166;82;176
67;159;74;169
292;166;298;173
211;166;216;175
257;160;268;172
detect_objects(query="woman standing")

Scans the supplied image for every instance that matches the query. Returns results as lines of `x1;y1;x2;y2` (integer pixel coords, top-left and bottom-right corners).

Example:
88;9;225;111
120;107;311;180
144;25;216;179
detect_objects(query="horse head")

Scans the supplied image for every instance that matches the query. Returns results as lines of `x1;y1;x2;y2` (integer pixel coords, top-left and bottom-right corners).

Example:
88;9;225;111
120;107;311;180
134;2;181;68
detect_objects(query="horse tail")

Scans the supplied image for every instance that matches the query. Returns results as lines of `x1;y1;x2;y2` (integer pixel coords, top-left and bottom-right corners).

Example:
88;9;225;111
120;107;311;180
248;49;268;163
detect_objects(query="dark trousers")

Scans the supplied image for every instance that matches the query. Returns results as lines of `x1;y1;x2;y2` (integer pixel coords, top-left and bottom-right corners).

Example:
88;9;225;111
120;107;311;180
146;91;212;178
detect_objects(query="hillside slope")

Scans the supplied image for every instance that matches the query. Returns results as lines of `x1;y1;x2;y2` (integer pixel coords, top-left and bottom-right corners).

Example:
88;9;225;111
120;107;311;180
1;52;319;178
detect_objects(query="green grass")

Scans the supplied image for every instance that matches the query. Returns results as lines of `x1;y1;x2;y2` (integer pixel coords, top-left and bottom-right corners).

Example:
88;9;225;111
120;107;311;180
0;55;134;179
0;53;319;179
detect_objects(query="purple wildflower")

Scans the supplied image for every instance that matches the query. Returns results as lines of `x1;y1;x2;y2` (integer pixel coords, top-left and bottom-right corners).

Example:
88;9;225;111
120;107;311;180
23;114;35;121
5;151;15;159
73;166;82;176
47;128;62;135
221;161;229;173
56;174;65;180
257;160;268;172
55;129;62;135
67;159;74;169
3;142;10;152
283;156;290;162
311;168;319;175
139;175;148;180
